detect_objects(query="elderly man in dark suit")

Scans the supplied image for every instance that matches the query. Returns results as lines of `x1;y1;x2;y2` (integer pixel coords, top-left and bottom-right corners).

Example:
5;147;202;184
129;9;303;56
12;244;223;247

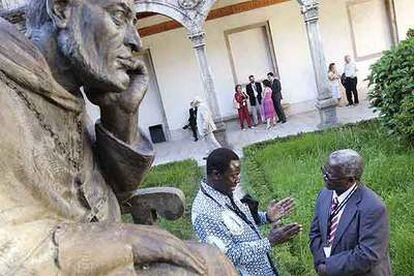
310;149;391;276
267;72;286;123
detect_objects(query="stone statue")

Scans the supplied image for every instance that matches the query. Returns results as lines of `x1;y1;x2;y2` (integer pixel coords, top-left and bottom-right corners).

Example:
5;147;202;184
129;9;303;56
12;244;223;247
0;0;236;274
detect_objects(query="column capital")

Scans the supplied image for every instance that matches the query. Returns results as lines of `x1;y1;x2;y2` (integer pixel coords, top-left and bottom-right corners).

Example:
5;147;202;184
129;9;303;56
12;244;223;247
298;0;319;23
188;31;206;48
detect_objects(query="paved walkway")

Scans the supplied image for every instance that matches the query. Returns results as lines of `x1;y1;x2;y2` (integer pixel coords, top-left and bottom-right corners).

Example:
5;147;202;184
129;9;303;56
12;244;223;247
153;100;377;166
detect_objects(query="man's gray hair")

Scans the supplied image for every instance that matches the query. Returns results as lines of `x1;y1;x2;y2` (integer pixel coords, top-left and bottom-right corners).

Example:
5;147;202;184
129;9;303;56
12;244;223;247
328;149;364;180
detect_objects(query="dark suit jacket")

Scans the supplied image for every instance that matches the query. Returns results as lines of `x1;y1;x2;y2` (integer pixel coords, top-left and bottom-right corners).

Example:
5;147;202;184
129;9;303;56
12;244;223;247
310;185;391;276
271;79;283;101
246;82;262;106
188;107;197;126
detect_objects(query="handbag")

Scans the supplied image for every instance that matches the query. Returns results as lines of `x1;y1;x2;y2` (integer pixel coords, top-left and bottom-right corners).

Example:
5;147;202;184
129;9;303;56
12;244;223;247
341;73;346;86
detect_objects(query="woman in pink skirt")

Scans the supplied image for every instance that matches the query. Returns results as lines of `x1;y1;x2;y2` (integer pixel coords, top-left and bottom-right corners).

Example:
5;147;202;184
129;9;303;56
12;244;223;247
262;80;277;129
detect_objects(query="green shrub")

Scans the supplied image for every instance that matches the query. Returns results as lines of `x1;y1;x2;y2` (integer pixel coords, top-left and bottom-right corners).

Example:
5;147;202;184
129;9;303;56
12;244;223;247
407;28;414;39
368;33;414;145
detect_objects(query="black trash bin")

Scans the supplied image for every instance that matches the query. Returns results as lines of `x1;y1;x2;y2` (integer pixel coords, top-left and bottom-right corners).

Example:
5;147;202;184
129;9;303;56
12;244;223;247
149;124;166;143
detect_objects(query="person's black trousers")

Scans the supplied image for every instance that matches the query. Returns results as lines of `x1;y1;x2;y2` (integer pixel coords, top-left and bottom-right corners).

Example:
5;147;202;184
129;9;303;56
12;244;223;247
273;98;286;122
190;123;198;140
345;77;359;105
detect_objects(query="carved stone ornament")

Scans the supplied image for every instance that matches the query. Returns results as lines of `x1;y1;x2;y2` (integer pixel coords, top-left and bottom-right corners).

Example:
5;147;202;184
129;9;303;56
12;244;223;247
300;1;319;23
178;0;203;9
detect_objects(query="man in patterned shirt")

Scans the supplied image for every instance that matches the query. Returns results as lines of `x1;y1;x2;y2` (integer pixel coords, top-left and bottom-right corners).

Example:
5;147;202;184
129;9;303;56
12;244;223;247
192;148;302;275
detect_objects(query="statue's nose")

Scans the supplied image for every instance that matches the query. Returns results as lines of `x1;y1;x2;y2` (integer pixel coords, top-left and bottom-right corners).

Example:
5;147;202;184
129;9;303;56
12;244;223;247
125;24;142;52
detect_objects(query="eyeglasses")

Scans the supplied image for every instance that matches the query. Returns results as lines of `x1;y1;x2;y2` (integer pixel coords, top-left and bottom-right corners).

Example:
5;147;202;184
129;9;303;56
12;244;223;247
321;167;344;181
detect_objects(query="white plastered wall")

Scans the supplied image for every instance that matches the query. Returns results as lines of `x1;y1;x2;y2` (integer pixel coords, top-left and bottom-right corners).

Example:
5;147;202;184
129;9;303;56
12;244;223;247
393;0;414;41
140;0;405;140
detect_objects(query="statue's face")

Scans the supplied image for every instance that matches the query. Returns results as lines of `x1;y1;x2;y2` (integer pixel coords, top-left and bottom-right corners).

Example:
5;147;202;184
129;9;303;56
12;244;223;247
59;0;140;93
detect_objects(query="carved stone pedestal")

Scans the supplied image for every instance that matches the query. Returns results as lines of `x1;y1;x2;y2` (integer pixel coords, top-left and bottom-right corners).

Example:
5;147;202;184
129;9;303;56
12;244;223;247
316;98;339;129
298;0;339;128
213;121;229;147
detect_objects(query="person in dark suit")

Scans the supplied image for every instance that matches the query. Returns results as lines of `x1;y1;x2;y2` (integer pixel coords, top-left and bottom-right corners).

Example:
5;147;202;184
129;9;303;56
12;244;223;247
245;75;263;125
267;72;286;123
310;149;391;276
183;104;198;141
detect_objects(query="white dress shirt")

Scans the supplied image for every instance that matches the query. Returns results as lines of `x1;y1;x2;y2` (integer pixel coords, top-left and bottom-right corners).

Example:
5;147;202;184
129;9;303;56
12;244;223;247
251;82;258;98
343;62;357;78
324;182;357;257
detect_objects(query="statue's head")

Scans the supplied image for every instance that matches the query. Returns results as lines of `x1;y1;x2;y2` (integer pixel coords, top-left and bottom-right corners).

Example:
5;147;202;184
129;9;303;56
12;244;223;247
26;0;141;93
322;149;364;193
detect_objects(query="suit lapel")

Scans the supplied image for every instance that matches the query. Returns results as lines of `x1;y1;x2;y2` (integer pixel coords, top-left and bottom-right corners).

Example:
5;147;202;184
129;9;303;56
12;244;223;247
332;186;362;251
320;190;333;245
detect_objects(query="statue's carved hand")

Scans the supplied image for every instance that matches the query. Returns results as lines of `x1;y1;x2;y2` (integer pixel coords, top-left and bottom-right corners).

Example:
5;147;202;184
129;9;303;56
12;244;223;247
86;58;149;113
126;225;206;273
55;222;206;274
85;58;149;143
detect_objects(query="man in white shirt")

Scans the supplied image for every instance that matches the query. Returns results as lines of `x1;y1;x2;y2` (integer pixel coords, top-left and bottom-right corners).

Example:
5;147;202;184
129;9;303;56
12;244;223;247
310;149;391;276
343;55;359;106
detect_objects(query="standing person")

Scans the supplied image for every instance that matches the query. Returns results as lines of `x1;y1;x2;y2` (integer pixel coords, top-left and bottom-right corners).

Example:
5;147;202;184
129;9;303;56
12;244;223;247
183;103;198;141
234;85;253;130
328;63;341;102
262;80;277;129
246;75;263;126
193;98;221;154
192;148;302;276
310;149;391;276
343;55;359;106
267;72;287;123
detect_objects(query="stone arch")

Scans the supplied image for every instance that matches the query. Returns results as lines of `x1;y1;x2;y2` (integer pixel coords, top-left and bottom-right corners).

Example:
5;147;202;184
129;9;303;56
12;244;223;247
135;1;197;32
134;0;217;33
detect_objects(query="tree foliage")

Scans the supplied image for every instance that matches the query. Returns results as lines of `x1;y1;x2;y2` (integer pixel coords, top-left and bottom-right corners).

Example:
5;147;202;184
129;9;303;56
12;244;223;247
368;29;414;145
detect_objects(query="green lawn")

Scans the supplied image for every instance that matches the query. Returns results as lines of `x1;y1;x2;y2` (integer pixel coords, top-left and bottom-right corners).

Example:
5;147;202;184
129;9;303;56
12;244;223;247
131;120;414;275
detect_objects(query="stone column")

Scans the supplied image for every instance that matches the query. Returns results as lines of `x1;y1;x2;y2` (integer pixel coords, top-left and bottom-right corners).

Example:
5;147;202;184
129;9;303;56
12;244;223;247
188;32;220;119
188;31;228;145
297;0;338;128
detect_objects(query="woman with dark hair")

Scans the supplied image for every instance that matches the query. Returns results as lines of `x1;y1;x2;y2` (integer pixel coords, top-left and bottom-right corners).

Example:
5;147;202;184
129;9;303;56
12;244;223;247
262;80;277;129
233;84;252;130
328;63;341;102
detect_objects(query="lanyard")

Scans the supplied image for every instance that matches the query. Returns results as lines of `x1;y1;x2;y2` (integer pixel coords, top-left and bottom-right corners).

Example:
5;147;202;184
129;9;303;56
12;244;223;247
200;186;279;275
326;185;358;242
200;186;260;237
328;184;358;222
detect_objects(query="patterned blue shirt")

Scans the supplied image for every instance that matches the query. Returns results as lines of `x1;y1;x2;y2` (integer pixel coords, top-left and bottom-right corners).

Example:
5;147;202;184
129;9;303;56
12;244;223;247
191;182;278;275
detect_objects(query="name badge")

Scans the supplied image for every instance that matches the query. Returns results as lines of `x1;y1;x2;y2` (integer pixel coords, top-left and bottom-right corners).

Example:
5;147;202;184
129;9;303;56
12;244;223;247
323;246;332;258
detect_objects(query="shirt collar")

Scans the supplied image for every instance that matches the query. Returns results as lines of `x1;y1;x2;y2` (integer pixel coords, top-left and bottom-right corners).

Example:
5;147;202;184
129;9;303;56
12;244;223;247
201;180;232;206
333;182;357;204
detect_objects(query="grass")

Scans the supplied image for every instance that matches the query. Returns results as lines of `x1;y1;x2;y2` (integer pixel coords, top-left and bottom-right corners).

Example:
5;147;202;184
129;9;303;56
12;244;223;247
127;120;414;275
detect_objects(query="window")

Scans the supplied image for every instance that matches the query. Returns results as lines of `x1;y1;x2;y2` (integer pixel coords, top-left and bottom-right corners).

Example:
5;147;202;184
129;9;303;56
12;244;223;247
347;0;393;60
225;22;278;85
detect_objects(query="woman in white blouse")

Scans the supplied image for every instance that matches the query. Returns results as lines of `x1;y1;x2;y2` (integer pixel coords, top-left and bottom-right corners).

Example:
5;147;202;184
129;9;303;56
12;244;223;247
328;63;341;102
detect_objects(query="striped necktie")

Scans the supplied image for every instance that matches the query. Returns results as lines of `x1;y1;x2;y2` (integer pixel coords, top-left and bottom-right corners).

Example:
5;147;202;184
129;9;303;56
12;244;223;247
328;197;340;245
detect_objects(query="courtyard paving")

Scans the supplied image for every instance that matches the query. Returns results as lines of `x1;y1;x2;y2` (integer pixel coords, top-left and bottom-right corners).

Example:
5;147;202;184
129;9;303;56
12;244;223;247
153;99;377;166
